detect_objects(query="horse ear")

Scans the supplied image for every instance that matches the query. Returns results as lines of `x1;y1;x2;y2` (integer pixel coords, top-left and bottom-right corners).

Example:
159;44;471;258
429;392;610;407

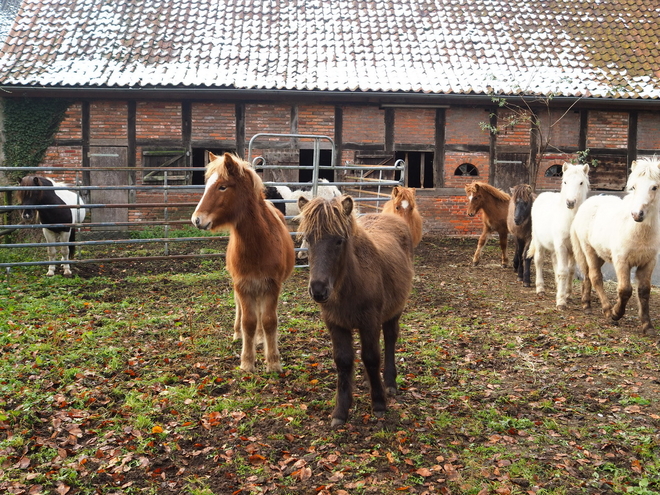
222;153;239;174
582;163;590;175
392;186;400;197
298;196;310;210
562;162;570;173
208;152;218;161
630;160;638;172
340;196;354;216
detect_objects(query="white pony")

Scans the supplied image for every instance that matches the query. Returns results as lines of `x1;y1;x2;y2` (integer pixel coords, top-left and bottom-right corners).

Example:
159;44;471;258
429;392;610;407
527;163;590;309
570;157;660;334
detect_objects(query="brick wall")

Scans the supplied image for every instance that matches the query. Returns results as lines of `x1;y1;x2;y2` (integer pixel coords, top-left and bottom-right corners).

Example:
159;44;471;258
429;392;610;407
56;103;83;140
191;102;235;142
587;111;628;149
637;111;660;150
394;107;435;145
539;109;580;148
497;109;532;147
90;101;127;141
40;146;84;185
298;105;334;137
136;102;181;140
444;151;490;187
445;107;490;145
342;106;385;144
417;193;483;236
37;99;660;238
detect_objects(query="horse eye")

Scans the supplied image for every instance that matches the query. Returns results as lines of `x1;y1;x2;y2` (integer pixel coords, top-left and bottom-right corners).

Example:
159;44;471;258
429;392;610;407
335;238;344;247
653;186;658;191
218;185;227;191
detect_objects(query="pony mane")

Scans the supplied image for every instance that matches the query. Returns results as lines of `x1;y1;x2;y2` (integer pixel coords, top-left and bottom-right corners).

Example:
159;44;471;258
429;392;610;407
511;184;533;202
628;157;660;189
298;196;357;241
17;175;53;203
205;153;264;195
467;182;510;203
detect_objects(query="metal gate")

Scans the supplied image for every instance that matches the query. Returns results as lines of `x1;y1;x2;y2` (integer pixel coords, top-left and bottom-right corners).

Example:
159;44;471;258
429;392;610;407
0;135;405;274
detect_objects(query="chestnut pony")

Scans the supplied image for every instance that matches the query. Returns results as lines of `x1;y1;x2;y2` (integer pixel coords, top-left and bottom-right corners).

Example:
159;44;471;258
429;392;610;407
382;186;423;247
464;182;510;267
297;195;414;427
191;153;295;372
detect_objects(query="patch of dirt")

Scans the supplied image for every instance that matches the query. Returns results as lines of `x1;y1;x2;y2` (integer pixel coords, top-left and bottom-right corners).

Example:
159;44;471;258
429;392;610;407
9;235;660;494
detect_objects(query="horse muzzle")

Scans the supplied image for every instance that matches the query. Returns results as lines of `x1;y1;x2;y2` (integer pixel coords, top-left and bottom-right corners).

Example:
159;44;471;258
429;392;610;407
309;281;331;304
632;210;645;223
565;200;576;209
191;214;211;230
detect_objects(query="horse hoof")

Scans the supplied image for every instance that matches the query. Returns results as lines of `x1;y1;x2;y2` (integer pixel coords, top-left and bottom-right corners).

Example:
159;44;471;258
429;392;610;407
63;272;73;278
266;362;283;373
556;304;567;311
472;261;479;267
385;386;397;396
373;410;385;419
240;362;256;373
523;282;531;288
330;418;346;428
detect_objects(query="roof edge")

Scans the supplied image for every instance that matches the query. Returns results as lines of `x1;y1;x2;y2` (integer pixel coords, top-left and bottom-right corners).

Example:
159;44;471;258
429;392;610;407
2;86;660;109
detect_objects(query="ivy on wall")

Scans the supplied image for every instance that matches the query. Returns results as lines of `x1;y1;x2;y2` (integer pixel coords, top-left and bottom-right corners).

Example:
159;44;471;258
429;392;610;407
3;97;72;182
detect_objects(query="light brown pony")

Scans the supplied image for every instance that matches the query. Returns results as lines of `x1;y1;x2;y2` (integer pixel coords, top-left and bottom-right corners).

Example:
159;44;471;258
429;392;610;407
465;182;510;267
507;184;535;286
297;195;414;427
382;186;423;247
191;152;295;372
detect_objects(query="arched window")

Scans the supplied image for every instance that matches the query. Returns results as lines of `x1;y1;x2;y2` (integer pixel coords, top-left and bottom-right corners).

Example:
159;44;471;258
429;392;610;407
454;163;478;176
545;164;563;177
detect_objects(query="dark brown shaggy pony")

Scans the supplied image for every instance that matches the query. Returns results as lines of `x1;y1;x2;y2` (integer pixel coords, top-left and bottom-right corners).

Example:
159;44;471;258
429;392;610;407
191;152;295;373
465;181;510;267
297;195;414;427
507;184;535;286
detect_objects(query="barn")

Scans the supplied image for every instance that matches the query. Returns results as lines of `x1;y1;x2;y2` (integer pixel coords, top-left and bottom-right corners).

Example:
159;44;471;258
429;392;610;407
1;0;660;235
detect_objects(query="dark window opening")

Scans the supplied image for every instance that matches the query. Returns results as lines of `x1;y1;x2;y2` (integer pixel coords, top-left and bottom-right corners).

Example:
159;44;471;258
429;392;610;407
142;149;187;184
298;149;334;182
545;164;563;177
191;148;235;185
396;151;434;188
454;163;478;176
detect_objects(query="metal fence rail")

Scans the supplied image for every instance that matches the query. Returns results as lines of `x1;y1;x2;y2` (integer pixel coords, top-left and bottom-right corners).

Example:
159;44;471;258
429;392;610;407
1;139;405;273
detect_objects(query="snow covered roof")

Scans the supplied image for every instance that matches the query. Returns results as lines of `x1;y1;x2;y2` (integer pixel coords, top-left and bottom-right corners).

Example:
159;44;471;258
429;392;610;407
1;0;659;99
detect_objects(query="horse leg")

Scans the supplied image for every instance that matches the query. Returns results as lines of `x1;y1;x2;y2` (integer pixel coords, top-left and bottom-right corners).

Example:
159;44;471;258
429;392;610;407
554;246;572;310
260;289;282;373
59;231;73;277
571;235;592;310
235;290;259;372
532;243;545;295
586;255;612;318
472;226;489;266
359;324;387;418
233;292;242;340
328;323;354;427
515;237;524;281
43;228;58;276
382;315;401;396
512;236;521;272
610;261;633;322
635;261;656;335
498;228;508;268
522;240;532;287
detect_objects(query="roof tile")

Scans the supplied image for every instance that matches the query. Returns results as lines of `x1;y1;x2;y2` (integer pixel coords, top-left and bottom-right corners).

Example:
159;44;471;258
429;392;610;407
0;0;659;99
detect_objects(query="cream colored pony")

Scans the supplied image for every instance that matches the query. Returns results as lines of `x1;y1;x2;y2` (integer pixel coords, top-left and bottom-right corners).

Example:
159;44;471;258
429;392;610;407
527;163;590;309
571;157;660;334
